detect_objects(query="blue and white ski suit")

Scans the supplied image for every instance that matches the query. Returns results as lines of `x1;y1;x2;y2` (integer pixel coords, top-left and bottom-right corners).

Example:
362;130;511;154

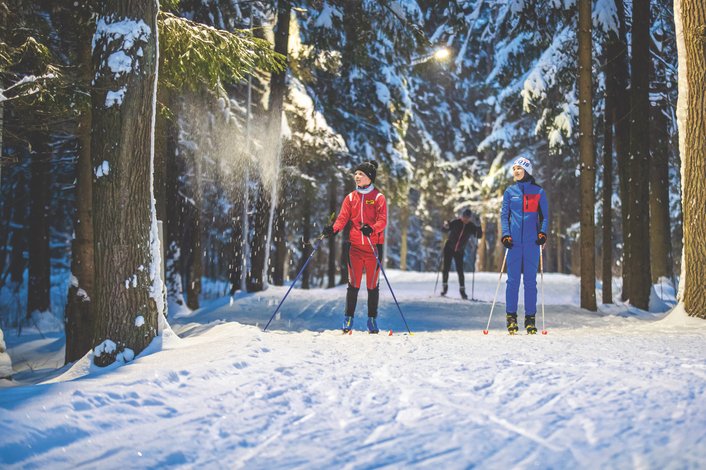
500;179;549;315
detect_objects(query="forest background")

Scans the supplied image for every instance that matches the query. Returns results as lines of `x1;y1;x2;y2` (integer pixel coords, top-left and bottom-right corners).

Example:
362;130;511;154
0;0;703;370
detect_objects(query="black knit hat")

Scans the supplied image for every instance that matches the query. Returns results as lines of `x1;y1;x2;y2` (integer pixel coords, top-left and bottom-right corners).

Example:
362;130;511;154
354;161;378;183
462;209;472;217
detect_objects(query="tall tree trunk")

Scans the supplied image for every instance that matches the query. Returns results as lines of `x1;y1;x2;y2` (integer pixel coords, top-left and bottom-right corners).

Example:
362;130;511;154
90;0;160;367
254;0;290;290
612;0;631;302
477;216;488;272
27;134;51;317
555;212;563;274
272;192;287;286
578;0;597;311
227;185;244;296
247;185;270;292
300;184;312;289
602;88;614;305
327;176;337;287
165;102;185;308
649;105;672;283
627;0;652;309
183;162;202;311
674;0;706;318
65;36;95;364
399;203;409;271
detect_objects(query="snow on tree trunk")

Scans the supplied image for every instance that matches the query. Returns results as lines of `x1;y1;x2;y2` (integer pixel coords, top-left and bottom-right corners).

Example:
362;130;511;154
578;0;597;311
674;0;706;319
627;0;652;310
90;0;160;367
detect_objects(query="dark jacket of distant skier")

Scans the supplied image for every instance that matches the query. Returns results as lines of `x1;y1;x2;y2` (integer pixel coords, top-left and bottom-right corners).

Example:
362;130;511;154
440;209;482;298
500;156;549;331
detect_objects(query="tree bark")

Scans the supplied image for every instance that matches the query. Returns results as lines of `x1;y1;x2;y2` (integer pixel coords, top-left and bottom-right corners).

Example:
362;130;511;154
164;100;185;308
399;202;409;271
183;148;202;311
555;212;563;274
477;217;488;272
300;184;312;289
626;0;652;310
612;0;631;302
578;0;597;311
90;0;160;366
601;85;614;305
27;134;51;318
649;105;672;283
674;0;706;318
247;185;270;292
65;34;95;364
227;184;244;296
271;193;287;286
327;175;338;287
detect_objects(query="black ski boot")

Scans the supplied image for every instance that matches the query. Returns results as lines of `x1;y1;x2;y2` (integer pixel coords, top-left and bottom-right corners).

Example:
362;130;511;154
506;313;519;335
441;283;448;296
525;315;537;335
460;287;468;300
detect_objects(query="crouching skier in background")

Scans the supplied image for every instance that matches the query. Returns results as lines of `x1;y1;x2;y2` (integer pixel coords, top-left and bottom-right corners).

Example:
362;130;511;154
322;161;387;334
441;208;483;299
500;157;549;334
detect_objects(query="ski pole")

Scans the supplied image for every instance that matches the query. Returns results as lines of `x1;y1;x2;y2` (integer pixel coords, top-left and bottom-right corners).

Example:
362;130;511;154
433;254;443;294
263;235;325;331
540;245;547;335
471;263;476;301
483;249;508;335
367;237;413;335
433;234;447;295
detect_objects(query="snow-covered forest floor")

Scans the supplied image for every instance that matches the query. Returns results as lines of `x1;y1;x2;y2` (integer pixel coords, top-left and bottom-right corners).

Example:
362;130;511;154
1;271;705;469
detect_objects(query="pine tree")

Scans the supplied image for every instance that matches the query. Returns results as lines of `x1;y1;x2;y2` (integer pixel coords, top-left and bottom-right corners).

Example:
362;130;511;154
674;0;706;319
578;0;596;311
626;0;652;310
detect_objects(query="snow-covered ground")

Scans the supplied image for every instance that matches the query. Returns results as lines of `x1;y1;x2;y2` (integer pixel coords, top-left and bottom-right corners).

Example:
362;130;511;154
1;271;705;469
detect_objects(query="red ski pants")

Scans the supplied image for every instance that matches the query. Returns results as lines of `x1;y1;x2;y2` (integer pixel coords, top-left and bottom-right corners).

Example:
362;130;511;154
347;243;381;290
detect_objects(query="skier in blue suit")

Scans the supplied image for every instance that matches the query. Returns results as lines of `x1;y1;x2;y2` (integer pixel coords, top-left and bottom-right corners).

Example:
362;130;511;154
500;157;549;334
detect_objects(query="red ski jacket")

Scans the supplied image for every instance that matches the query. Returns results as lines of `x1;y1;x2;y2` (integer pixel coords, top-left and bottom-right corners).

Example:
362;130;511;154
333;187;387;246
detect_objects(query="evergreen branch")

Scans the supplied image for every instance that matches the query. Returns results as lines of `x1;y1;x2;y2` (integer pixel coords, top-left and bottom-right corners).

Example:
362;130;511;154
158;11;286;93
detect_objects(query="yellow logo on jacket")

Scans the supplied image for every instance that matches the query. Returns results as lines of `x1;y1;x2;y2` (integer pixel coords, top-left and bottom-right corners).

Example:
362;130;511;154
366;200;375;205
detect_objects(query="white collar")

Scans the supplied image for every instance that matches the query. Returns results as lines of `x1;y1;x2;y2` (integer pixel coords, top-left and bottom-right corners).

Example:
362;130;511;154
356;184;375;195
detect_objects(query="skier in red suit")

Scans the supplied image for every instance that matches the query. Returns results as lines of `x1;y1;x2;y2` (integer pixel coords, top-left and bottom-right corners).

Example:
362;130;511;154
323;161;387;334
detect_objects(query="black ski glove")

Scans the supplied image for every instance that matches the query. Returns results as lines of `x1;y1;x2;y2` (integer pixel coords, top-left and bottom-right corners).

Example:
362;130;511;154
322;225;336;238
502;235;513;249
536;232;547;245
361;224;374;236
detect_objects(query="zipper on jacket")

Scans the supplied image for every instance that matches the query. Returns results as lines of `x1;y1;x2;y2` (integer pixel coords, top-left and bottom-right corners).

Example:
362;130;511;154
360;192;365;244
521;183;525;244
